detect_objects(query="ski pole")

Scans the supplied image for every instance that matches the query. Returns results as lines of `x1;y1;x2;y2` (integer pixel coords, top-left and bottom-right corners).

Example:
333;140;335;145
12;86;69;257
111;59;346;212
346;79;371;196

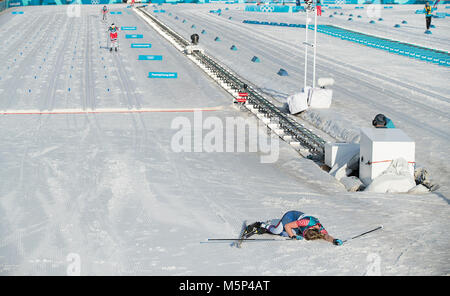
207;238;291;242
342;225;383;243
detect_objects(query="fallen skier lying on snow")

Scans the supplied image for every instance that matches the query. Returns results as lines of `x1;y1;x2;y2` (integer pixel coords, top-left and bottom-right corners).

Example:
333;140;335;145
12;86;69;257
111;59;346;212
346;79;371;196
246;210;343;246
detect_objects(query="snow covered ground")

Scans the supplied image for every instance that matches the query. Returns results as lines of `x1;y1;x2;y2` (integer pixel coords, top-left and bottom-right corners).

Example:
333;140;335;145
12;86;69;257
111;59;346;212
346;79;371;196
0;4;449;276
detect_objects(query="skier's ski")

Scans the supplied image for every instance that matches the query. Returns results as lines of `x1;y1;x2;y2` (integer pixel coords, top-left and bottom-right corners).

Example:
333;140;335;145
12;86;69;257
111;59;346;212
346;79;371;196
234;220;248;248
235;221;262;248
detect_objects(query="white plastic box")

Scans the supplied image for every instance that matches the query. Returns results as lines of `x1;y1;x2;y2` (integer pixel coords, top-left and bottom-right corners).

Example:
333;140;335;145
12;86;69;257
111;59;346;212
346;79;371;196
287;87;333;114
324;142;360;168
309;88;333;109
287;91;309;114
359;128;415;186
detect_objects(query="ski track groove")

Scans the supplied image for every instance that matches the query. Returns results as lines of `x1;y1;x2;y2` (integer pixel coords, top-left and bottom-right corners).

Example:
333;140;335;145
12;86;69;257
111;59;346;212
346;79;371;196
1;15;56;110
1;14;42;62
193;10;448;103
161;9;450;139
97;18;117;109
84;14;95;111
170;9;450;107
43;17;74;112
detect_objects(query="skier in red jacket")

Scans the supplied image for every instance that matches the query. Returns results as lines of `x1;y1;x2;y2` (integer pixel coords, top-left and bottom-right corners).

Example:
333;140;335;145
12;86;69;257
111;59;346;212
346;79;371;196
108;23;120;52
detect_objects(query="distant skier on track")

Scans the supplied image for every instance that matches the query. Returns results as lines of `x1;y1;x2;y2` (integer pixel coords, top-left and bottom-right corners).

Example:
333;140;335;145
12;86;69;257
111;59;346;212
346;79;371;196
244;210;343;245
425;2;433;31
101;5;108;22
108;23;120;52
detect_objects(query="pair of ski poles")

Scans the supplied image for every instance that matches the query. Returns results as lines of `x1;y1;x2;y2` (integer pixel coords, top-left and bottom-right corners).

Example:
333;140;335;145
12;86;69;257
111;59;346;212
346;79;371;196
206;225;383;244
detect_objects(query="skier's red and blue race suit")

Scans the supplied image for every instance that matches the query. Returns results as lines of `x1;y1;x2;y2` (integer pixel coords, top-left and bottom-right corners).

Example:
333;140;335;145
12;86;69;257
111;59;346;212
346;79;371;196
266;210;328;237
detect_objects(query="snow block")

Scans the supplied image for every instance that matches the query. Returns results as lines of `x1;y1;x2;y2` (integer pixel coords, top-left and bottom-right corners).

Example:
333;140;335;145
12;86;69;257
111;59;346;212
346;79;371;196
325;142;360;169
138;55;162;60
191;25;196;28
201;30;206;34
359;128;415;186
394;24;401;28
369;20;375;24
348;18;352;21
277;68;288;76
308;88;332;109
430;24;435;28
329;15;333;18
402;20;407;24
126;34;143;39
365;158;416;193
378;18;383;21
214;37;221;41
408;184;430;194
341;176;365;192
131;43;152;48
230;45;237;51
251;56;260;63
148;72;178;79
286;91;308;114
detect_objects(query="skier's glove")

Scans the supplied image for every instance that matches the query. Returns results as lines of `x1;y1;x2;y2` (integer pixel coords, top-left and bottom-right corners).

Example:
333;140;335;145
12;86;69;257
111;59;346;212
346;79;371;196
333;239;343;246
290;235;303;240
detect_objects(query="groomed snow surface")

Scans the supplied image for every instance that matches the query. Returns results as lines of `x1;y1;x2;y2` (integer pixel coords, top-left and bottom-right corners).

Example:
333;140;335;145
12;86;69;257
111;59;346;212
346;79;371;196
0;4;449;276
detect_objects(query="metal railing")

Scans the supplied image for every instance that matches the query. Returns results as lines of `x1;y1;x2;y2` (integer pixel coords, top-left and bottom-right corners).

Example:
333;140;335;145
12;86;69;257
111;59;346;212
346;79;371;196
137;6;326;158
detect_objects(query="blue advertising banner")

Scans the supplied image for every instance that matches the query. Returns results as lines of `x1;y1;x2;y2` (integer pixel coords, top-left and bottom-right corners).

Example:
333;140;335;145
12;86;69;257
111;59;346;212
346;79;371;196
126;34;143;39
131;43;152;48
148;72;178;78
138;55;163;60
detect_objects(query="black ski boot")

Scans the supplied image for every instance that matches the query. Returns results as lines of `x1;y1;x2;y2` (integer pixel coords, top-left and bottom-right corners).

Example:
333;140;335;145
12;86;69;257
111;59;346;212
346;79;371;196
245;222;267;235
115;47;117;52
110;47;113;52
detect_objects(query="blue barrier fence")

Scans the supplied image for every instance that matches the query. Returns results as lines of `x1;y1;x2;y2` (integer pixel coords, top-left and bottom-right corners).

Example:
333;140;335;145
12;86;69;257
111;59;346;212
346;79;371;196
242;20;450;67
